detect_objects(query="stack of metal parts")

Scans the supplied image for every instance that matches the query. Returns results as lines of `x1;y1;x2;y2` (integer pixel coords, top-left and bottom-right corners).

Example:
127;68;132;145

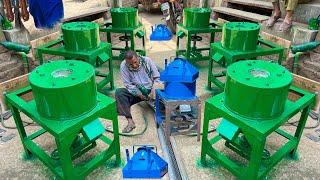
207;22;284;91
100;8;146;60
36;22;114;90
201;60;315;179
155;58;201;140
176;8;222;63
5;60;121;179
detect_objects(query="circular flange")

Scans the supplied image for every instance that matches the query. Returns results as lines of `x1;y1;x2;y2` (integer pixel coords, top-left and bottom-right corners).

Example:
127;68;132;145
222;22;260;52
29;60;97;120
224;60;292;120
61;22;100;51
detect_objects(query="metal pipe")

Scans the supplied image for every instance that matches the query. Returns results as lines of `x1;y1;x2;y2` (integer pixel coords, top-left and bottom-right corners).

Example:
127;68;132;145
17;52;29;73
157;125;182;180
19;0;29;21
3;0;13;21
293;52;303;74
13;0;21;28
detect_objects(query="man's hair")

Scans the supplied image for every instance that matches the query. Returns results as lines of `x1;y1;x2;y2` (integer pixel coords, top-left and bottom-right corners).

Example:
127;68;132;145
124;50;137;60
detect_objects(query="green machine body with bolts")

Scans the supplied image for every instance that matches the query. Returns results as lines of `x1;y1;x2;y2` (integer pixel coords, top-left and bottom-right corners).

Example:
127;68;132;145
176;8;222;63
100;7;146;60
36;22;114;91
207;22;284;91
201;60;315;179
5;60;121;180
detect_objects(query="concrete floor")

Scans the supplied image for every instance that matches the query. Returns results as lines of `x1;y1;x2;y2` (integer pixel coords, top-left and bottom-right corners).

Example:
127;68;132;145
1;5;320;180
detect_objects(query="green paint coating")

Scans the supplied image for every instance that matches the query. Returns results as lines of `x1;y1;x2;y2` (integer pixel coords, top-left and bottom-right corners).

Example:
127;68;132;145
183;8;212;28
221;22;260;51
201;84;315;179
61;22;100;51
29;60;97;120
111;8;138;28
225;60;292;119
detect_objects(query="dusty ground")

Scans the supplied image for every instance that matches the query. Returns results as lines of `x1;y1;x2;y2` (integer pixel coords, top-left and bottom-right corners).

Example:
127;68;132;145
1;3;320;180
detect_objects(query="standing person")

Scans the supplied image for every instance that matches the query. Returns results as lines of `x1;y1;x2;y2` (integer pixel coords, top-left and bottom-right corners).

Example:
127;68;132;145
115;51;162;133
265;0;310;32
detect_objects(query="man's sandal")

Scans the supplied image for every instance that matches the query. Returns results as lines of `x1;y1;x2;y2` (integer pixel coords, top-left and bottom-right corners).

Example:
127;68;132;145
265;15;281;27
122;124;136;133
278;21;292;32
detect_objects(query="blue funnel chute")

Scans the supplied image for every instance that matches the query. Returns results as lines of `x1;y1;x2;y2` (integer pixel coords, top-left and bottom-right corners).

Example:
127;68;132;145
150;24;173;41
122;145;168;178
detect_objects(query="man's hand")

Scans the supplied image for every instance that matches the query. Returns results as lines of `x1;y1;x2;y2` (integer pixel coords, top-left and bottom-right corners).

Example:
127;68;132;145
150;82;164;100
138;94;149;101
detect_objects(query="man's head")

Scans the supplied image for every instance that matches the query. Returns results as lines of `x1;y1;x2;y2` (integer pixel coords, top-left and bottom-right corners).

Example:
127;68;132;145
124;50;140;71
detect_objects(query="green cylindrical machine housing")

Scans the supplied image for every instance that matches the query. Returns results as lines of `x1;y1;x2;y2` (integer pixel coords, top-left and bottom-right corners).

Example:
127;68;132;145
183;8;211;28
29;60;97;120
61;22;100;51
221;22;260;52
111;8;138;28
224;60;292;120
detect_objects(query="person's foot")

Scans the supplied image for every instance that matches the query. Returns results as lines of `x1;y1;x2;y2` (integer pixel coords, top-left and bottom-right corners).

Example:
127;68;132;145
122;123;136;133
278;21;292;32
265;14;281;28
279;11;293;32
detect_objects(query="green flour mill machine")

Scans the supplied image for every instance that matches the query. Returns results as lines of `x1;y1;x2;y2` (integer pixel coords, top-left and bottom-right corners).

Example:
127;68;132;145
201;60;315;179
5;60;121;179
100;7;146;60
176;7;222;63
36;22;114;90
207;22;285;91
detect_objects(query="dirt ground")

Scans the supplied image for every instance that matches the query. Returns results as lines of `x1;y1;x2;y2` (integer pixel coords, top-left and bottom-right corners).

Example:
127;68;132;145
1;2;320;180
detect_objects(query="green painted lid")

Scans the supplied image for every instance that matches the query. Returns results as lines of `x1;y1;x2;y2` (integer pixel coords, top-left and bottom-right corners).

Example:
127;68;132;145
111;8;138;28
61;22;100;51
29;60;97;120
183;8;211;28
227;60;292;89
222;22;260;51
225;60;292;120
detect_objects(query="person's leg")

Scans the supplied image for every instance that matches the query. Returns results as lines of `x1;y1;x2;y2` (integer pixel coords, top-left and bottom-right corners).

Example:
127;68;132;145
115;88;142;133
279;0;310;31
278;0;297;31
266;0;281;27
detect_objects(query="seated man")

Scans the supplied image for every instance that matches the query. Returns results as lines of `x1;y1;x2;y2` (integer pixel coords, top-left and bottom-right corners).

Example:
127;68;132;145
115;51;161;133
266;0;310;32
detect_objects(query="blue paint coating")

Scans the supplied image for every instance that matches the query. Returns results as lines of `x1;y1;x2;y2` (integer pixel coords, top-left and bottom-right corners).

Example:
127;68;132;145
122;146;168;178
29;0;64;28
150;24;173;41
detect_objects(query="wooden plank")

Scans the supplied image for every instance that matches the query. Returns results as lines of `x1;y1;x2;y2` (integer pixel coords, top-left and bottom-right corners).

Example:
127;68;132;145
260;31;292;49
212;7;269;22
29;31;61;57
226;0;273;10
260;31;292;57
0;74;30;111
289;74;320;111
63;7;111;22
